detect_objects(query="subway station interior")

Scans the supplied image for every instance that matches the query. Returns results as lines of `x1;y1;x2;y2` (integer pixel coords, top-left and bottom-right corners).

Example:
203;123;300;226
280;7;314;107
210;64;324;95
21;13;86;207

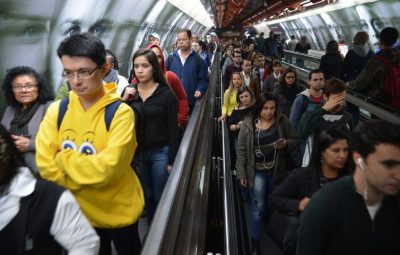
0;0;399;254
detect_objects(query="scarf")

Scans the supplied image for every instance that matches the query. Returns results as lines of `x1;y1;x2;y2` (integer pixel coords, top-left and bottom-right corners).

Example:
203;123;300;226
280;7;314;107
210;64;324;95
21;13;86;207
104;69;119;84
9;101;41;136
352;43;370;57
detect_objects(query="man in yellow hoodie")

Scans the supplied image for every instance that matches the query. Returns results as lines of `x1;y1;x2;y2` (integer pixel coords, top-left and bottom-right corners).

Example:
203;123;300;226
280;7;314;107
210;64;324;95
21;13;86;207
35;33;144;255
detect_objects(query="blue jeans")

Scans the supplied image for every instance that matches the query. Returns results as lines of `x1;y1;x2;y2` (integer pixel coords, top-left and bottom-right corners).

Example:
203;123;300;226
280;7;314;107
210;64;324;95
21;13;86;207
136;146;169;224
251;171;273;240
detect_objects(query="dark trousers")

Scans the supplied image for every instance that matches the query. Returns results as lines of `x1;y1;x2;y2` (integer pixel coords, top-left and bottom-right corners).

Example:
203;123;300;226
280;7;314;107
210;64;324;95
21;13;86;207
95;222;141;255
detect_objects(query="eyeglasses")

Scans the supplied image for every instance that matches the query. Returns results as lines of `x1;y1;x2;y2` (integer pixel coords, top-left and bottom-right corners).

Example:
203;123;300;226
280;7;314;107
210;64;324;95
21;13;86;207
12;84;37;92
62;67;98;80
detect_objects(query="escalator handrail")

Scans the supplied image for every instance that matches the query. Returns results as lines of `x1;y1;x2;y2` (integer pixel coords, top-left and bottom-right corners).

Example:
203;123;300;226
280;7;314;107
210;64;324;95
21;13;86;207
271;58;400;124
283;49;322;61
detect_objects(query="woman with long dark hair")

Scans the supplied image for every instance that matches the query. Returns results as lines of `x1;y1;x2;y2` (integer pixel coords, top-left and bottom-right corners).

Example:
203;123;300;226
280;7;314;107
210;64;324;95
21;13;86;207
0;124;99;254
269;127;351;254
319;40;344;80
272;68;304;117
272;127;351;214
1;66;53;173
122;49;179;224
226;86;256;169
235;93;298;253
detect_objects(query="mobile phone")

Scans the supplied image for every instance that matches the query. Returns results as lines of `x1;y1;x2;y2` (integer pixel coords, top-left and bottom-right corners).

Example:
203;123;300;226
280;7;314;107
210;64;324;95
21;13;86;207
275;138;285;145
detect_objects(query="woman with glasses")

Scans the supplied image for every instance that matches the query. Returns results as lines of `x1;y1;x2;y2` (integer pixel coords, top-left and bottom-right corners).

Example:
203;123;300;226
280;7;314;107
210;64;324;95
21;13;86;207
1;66;53;173
272;68;304;118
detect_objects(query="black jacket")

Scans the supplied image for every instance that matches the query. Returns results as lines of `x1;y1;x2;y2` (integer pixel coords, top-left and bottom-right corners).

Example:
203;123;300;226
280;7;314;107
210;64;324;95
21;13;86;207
319;52;343;80
129;84;179;165
271;167;321;216
271;167;350;216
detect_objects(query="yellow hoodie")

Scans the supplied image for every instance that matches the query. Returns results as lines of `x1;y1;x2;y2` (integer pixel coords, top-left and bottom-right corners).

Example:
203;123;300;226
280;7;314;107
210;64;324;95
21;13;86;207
36;83;144;228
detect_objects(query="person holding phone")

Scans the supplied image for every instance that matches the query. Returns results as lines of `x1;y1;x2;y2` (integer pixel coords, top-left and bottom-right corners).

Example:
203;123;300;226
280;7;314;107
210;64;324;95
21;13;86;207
235;92;298;253
1;66;53;173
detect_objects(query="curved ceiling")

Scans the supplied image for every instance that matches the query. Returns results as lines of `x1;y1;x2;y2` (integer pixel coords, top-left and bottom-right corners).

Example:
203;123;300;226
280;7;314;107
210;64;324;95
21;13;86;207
209;0;332;30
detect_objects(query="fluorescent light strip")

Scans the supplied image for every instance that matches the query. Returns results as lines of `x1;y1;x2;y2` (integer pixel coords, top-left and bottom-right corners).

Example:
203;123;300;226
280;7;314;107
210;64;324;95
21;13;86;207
265;0;378;25
167;0;215;30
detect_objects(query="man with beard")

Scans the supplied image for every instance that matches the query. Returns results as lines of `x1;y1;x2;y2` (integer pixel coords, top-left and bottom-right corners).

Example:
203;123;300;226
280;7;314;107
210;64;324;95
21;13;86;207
290;69;325;166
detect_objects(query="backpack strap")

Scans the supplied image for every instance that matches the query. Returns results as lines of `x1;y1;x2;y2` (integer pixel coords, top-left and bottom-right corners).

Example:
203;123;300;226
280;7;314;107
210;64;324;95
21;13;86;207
57;97;70;130
376;55;391;68
299;94;309;117
57;97;121;132
104;100;121;131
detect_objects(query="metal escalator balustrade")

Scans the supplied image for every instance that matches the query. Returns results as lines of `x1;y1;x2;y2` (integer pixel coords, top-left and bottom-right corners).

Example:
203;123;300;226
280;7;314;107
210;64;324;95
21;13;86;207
268;51;400;125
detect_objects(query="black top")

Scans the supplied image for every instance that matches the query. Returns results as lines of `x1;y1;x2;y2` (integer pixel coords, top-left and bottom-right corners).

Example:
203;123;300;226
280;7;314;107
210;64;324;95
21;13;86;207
319;52;343;80
271;167;342;216
297;176;400;255
130;84;179;165
254;124;279;163
226;107;252;137
0;179;64;255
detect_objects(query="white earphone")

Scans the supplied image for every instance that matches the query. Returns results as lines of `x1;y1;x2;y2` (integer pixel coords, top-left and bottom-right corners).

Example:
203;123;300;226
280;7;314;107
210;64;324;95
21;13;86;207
357;157;366;170
357;157;368;201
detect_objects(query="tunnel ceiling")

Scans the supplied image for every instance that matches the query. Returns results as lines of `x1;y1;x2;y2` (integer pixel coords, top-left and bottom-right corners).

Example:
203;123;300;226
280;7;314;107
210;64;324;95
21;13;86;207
209;0;330;30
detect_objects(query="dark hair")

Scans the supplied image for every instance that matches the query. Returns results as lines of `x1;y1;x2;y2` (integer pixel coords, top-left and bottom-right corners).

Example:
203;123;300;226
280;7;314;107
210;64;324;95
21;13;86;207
197;40;208;52
236;86;255;107
353;31;369;45
243;58;252;64
57;32;106;68
272;62;282;68
0;124;25;194
308;127;350;175
281;68;297;86
233;51;242;58
326;40;339;54
132;49;168;87
252;92;277;119
2;66;54;107
178;28;192;39
105;49;119;70
308;69;324;80
267;57;281;73
323;77;346;97
379;27;399;47
352;119;400;159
